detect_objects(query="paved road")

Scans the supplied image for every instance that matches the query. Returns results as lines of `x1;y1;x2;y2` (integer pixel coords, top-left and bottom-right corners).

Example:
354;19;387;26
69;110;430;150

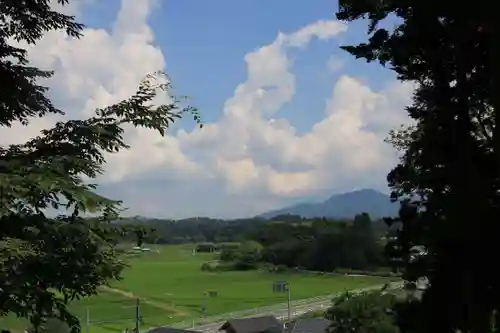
182;282;403;333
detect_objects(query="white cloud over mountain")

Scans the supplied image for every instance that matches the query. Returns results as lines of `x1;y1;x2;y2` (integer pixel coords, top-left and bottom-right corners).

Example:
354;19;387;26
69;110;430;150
2;0;414;218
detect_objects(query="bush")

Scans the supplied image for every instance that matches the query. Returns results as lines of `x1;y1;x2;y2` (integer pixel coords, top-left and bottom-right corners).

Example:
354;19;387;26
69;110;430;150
201;262;216;272
334;268;402;278
233;260;258;271
219;243;240;250
220;248;238;261
215;262;237;271
265;264;288;273
277;264;289;272
202;261;260;272
239;240;263;253
326;291;400;333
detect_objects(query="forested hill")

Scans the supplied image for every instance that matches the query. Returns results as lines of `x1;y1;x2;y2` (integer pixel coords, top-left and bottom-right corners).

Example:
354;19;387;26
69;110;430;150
112;189;400;245
257;189;398;219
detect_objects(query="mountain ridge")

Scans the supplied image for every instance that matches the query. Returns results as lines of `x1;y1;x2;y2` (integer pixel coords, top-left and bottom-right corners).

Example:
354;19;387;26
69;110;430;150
257;188;399;219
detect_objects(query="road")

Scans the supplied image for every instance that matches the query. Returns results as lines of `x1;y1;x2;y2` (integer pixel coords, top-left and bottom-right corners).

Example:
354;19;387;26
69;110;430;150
190;299;333;333
171;282;403;333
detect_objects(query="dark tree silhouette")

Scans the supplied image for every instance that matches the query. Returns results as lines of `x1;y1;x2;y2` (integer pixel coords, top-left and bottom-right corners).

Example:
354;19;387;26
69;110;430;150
326;290;400;333
0;1;201;332
337;1;499;333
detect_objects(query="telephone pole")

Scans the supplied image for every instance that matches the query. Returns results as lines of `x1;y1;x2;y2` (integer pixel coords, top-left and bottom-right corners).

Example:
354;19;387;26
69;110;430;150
201;292;206;323
135;298;141;333
85;308;90;333
286;282;291;321
202;291;218;323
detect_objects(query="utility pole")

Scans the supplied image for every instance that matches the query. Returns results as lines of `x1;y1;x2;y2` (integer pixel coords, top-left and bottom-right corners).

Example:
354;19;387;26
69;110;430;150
201;292;207;323
202;290;218;323
135;298;141;333
286;282;291;322
272;281;292;321
85;308;90;333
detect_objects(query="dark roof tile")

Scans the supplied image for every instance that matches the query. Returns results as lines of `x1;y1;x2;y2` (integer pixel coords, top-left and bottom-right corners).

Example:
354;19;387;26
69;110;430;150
220;316;283;333
146;327;200;333
288;318;332;333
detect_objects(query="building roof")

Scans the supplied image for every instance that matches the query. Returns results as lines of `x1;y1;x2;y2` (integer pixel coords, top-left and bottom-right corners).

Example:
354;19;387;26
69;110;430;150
220;316;283;333
146;327;200;333
287;318;332;333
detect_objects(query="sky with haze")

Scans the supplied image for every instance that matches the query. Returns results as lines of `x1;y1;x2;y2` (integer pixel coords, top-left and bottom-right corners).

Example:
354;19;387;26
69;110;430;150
6;0;415;219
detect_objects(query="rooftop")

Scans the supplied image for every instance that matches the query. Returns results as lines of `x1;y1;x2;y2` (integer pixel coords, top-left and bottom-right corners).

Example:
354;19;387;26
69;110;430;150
220;316;283;333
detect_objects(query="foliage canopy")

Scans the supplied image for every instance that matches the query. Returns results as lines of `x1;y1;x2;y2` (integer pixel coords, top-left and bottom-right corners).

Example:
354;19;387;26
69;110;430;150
325;290;400;333
337;1;499;332
0;1;201;331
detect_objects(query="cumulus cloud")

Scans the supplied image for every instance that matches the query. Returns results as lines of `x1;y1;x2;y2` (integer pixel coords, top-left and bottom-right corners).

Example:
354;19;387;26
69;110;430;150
176;19;413;199
327;55;345;73
3;0;199;181
3;0;415;218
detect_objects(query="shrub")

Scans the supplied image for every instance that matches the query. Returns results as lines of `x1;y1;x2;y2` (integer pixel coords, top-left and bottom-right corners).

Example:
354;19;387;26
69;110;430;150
325;291;400;333
219;243;240;250
201;262;216;272
215;262;237;271
264;264;287;273
333;268;402;278
233;260;258;271
220;248;238;261
275;264;288;272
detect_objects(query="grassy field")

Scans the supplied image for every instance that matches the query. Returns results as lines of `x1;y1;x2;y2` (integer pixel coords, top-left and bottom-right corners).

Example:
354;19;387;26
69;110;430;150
1;244;396;333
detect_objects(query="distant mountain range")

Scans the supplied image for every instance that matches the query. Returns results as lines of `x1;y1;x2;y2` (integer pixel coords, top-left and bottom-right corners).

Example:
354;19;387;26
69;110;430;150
257;189;399;219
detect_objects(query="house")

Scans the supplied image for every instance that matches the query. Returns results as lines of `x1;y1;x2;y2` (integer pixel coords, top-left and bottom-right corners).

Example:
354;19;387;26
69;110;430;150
219;316;283;333
285;318;332;333
146;327;200;333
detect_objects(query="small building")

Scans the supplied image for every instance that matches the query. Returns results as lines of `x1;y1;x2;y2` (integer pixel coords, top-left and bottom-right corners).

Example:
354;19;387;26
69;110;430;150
285;318;332;333
146;327;200;333
195;243;218;253
219;316;283;333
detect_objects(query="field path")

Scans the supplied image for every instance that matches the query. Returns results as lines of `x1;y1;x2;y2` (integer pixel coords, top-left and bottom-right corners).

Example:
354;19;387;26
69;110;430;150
101;286;186;316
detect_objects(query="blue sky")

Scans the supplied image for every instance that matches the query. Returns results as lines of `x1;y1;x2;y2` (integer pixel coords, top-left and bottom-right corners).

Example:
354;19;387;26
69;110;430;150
14;0;413;218
81;0;396;131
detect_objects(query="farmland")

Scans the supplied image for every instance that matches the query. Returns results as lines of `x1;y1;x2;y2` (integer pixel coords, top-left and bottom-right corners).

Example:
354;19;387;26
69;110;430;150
1;244;396;333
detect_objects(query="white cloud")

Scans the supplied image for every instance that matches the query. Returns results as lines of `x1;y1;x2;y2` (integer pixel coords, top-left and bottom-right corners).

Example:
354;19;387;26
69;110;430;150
327;55;345;73
2;0;200;181
177;20;413;199
2;0;415;218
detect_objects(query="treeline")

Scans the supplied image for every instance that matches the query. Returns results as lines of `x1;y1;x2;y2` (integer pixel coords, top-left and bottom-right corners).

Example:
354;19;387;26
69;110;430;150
114;213;394;247
255;213;385;271
115;217;266;245
201;213;397;273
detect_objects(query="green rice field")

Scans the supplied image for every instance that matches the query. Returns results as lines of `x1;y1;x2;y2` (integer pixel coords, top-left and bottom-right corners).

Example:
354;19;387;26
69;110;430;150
0;244;397;333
